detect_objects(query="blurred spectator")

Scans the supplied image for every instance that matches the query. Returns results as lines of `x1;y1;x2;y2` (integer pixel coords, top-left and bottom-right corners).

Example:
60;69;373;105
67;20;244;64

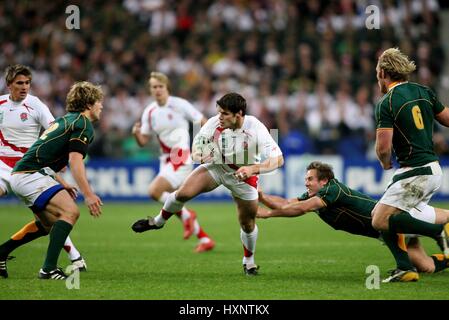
1;0;445;160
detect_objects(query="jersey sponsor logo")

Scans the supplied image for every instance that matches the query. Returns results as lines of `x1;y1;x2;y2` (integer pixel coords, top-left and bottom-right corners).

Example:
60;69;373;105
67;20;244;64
20;112;28;122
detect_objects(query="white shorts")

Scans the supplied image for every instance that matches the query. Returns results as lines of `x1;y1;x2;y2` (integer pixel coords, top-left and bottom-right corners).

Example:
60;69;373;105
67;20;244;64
0;161;13;194
409;204;436;224
10;168;64;212
203;163;258;201
158;158;193;189
403;204;437;238
379;161;442;213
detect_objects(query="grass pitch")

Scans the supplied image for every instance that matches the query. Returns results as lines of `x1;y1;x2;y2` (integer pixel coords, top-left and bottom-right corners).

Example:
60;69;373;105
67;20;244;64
0;202;448;300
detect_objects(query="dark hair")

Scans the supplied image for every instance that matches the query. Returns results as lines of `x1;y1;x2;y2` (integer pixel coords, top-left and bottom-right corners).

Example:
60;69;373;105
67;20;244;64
306;161;335;181
216;92;247;115
5;64;32;85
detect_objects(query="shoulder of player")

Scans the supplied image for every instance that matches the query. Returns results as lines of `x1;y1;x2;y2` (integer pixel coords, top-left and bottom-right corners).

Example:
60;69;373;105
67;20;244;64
0;94;8;102
168;96;195;110
334;179;375;201
407;81;429;91
206;115;220;127
143;102;157;114
376;91;393;109
24;94;50;111
243;115;273;138
243;115;265;128
67;112;93;129
318;179;340;195
377;89;407;114
388;82;427;111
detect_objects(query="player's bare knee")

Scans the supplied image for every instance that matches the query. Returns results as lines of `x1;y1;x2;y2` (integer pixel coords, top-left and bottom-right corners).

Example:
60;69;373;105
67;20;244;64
62;205;80;223
175;189;191;203
38;219;53;232
239;217;255;233
149;191;159;202
240;222;255;233
371;214;388;231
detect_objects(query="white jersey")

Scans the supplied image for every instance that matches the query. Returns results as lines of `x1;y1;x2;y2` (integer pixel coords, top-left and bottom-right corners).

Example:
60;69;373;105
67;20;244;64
194;115;282;171
140;96;203;167
0;94;54;168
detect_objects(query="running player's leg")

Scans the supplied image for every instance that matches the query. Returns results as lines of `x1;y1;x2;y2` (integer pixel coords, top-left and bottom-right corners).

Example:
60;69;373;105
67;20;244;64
35;190;80;279
235;197;259;276
132;165;218;231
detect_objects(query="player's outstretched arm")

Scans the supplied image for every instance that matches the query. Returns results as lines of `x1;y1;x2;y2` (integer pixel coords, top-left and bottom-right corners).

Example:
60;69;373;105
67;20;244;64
258;190;296;209
257;196;324;219
68;151;103;217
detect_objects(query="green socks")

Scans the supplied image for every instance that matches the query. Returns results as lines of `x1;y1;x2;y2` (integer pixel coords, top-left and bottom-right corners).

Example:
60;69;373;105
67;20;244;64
42;220;73;272
0;220;48;259
381;231;414;270
389;212;443;237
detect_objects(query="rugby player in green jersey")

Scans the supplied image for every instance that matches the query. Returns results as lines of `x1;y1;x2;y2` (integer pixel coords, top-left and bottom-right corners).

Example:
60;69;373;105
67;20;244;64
372;48;449;281
257;161;449;282
6;81;103;280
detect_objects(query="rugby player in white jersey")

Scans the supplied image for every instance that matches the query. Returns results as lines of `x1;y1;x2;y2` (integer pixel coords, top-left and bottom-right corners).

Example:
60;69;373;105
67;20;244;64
132;92;284;275
0;64;86;278
131;72;215;253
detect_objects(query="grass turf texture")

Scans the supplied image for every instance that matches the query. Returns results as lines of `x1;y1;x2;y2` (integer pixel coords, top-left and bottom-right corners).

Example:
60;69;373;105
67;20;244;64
0;202;448;300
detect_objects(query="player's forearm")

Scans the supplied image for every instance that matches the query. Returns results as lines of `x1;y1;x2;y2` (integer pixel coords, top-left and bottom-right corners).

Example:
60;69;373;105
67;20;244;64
69;155;95;198
259;193;289;209
268;206;305;218
375;129;393;169
252;155;284;175
375;146;391;169
134;132;149;147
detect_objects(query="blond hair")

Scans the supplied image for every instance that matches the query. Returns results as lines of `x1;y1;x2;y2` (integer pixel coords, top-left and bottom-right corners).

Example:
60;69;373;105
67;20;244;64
148;71;170;92
377;48;416;81
66;81;103;112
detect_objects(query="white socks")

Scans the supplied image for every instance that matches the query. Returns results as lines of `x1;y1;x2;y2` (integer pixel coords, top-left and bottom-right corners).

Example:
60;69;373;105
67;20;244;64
157;191;170;203
64;236;81;261
158;191;189;221
241;225;258;265
154;192;185;226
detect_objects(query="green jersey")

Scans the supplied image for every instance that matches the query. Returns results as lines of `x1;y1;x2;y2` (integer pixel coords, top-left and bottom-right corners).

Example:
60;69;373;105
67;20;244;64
13;112;94;173
375;82;445;167
299;179;379;238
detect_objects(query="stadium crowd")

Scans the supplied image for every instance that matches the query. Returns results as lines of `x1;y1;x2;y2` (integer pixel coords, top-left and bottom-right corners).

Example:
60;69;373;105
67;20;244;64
0;0;445;160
